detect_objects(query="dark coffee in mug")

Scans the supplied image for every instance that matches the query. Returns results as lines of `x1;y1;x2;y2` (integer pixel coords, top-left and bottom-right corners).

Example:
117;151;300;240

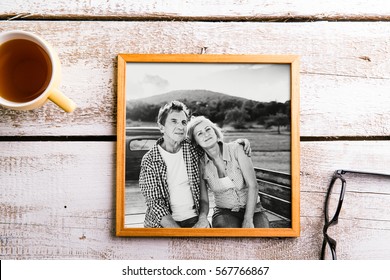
0;39;53;102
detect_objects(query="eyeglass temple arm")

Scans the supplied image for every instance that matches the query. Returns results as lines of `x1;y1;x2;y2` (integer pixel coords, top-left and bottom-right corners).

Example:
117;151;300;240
336;169;390;177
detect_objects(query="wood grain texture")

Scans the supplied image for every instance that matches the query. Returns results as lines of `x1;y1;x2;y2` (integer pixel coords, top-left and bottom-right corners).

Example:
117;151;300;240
2;0;390;20
1;21;390;137
1;141;390;259
0;142;170;259
2;0;390;261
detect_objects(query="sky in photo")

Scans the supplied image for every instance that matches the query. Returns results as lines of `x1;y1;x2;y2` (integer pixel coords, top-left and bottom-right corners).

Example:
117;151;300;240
126;63;290;103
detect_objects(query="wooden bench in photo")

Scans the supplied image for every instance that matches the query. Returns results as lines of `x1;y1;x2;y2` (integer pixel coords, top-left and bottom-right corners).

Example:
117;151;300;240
255;168;291;228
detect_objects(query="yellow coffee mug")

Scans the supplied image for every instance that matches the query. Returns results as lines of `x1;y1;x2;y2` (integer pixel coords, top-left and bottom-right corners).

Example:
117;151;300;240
0;30;76;112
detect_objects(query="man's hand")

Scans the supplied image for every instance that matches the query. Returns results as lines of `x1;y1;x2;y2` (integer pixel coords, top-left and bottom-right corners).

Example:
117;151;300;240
236;138;252;157
160;215;181;228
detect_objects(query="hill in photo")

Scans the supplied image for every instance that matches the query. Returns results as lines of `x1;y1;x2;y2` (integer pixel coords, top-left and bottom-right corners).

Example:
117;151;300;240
129;89;249;106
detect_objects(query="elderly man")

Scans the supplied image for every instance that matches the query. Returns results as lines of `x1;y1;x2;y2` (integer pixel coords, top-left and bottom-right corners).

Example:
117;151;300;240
139;100;249;228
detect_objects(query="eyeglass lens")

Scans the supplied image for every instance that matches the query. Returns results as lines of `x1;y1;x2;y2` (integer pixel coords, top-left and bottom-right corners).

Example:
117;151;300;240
322;235;336;260
326;176;344;223
322;175;344;260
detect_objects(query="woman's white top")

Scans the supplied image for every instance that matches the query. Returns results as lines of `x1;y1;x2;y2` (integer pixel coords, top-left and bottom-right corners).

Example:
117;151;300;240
201;142;263;212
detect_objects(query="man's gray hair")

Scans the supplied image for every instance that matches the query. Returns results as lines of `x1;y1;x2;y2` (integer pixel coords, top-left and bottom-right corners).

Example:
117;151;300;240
157;100;190;126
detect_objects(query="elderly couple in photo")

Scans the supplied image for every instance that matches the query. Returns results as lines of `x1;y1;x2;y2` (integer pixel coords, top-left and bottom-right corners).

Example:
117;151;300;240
139;100;269;228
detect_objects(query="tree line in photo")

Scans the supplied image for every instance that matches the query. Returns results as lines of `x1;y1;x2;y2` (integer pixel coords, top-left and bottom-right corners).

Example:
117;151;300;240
127;94;290;134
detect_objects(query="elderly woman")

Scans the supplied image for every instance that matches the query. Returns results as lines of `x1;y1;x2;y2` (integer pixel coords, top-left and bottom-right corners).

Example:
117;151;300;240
187;116;269;228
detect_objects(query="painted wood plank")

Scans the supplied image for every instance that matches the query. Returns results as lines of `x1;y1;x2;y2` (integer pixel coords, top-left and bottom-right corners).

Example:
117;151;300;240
0;0;389;263
301;141;390;223
0;142;170;259
1;21;390;137
2;0;390;20
1;141;390;259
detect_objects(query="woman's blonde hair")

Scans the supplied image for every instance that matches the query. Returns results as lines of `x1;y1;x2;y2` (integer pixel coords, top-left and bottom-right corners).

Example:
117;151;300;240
187;116;223;146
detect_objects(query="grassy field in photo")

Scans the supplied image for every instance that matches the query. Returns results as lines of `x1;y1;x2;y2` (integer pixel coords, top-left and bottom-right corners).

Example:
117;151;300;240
223;127;291;174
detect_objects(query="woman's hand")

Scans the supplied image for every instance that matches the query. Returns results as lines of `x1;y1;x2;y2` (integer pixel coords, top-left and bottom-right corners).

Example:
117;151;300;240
193;216;210;228
242;218;255;228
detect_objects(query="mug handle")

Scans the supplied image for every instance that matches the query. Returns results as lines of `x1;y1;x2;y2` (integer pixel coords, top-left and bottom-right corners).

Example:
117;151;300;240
48;89;76;113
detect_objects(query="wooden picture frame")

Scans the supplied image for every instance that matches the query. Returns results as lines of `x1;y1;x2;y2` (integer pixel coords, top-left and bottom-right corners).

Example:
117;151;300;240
116;54;300;237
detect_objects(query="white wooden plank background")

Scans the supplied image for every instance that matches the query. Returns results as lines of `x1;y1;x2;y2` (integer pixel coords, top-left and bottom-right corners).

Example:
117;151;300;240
2;0;390;20
1;21;390;137
1;141;390;259
1;1;390;260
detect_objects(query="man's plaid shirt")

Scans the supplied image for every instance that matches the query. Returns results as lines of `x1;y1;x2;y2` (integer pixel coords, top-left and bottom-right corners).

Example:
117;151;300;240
139;137;203;228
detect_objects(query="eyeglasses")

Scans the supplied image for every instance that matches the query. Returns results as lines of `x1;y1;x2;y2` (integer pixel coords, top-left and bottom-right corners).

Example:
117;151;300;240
321;169;390;260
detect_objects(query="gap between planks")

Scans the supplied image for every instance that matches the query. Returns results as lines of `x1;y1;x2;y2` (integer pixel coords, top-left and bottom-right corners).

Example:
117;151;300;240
1;136;390;142
3;14;390;22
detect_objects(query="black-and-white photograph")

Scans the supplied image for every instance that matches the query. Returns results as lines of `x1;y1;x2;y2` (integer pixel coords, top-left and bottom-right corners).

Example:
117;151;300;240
116;54;300;237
